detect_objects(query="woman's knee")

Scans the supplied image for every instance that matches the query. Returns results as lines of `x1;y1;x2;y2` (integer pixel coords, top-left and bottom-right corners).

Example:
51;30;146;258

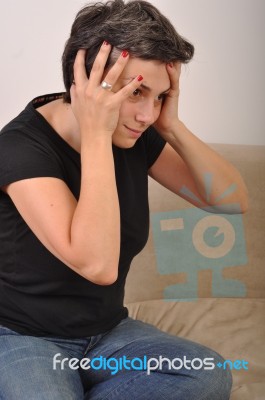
155;340;233;399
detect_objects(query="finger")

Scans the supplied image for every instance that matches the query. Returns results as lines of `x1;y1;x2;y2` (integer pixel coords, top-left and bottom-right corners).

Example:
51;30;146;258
114;75;144;102
166;62;181;92
89;41;112;84
102;50;130;87
73;49;88;86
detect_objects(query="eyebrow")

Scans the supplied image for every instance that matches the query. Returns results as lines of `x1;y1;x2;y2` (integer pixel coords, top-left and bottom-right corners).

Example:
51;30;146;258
141;83;170;93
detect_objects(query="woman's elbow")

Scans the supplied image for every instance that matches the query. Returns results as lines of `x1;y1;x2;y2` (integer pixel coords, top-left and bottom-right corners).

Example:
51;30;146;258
80;261;119;285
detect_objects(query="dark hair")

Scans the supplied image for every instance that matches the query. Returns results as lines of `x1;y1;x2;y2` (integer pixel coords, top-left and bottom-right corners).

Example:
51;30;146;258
62;0;194;102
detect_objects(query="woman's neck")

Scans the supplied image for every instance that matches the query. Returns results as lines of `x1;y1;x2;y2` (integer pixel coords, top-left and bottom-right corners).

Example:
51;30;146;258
37;99;81;153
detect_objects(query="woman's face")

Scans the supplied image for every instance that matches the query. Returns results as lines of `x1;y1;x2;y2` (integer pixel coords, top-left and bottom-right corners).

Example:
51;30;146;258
111;58;171;148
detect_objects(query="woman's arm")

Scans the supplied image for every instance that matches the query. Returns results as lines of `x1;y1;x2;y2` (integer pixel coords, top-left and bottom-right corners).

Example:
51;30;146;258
150;63;248;213
3;43;143;285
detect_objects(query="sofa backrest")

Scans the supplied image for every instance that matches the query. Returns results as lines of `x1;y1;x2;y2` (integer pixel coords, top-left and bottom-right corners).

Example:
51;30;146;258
125;143;265;303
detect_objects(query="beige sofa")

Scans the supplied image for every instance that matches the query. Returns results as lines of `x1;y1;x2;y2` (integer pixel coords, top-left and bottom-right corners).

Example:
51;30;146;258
124;143;265;400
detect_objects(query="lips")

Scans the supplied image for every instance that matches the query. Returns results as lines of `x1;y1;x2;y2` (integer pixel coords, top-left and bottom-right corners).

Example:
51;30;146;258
124;125;143;138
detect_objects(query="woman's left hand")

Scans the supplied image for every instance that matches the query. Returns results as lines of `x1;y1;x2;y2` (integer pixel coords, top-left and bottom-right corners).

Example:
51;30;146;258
154;62;182;137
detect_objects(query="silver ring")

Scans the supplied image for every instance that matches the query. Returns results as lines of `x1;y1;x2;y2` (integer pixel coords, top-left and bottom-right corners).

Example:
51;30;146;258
101;80;112;91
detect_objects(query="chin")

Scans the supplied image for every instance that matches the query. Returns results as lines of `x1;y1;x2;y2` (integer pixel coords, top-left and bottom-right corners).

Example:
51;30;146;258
112;136;138;149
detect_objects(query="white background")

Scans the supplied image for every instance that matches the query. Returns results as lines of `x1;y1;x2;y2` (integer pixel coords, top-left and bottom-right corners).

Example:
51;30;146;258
0;0;264;145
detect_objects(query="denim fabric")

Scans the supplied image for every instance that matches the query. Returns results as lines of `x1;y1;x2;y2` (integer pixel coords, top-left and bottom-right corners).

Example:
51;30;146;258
0;318;232;399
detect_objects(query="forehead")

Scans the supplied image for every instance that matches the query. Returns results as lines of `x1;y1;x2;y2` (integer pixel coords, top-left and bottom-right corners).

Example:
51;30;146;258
120;58;170;93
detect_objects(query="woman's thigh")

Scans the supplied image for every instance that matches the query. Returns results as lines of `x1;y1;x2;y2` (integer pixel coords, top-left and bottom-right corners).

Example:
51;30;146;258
82;318;232;400
0;325;84;400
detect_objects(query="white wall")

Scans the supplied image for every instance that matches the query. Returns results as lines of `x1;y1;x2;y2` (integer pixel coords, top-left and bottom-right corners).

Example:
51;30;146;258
1;0;264;145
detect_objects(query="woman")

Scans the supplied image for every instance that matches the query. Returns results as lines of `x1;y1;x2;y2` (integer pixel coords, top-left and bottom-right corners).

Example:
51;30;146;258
0;0;247;398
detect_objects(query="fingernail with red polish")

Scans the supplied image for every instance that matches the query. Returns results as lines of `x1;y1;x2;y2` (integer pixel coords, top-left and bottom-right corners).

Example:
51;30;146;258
137;75;143;82
121;50;129;58
103;40;109;46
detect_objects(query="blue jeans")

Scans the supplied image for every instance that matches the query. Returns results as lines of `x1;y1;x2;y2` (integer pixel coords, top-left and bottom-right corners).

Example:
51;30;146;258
0;318;232;399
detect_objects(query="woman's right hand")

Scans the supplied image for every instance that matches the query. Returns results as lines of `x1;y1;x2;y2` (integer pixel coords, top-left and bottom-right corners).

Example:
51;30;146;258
70;42;143;140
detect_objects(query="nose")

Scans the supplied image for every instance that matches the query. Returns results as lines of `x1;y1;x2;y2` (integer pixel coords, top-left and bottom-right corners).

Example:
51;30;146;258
135;101;157;125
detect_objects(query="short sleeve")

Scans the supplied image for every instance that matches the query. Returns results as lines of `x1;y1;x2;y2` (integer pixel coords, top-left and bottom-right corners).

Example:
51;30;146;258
0;129;65;188
142;126;166;169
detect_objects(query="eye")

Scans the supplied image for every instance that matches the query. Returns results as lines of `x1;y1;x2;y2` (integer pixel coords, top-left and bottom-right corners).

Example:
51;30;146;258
129;88;143;102
132;88;142;97
157;93;167;103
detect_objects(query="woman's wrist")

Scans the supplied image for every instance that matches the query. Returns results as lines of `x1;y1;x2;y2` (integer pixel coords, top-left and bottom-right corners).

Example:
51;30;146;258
161;120;194;155
80;131;113;149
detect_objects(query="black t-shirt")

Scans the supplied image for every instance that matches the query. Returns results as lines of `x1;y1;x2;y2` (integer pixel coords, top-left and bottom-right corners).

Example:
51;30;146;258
0;93;166;338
